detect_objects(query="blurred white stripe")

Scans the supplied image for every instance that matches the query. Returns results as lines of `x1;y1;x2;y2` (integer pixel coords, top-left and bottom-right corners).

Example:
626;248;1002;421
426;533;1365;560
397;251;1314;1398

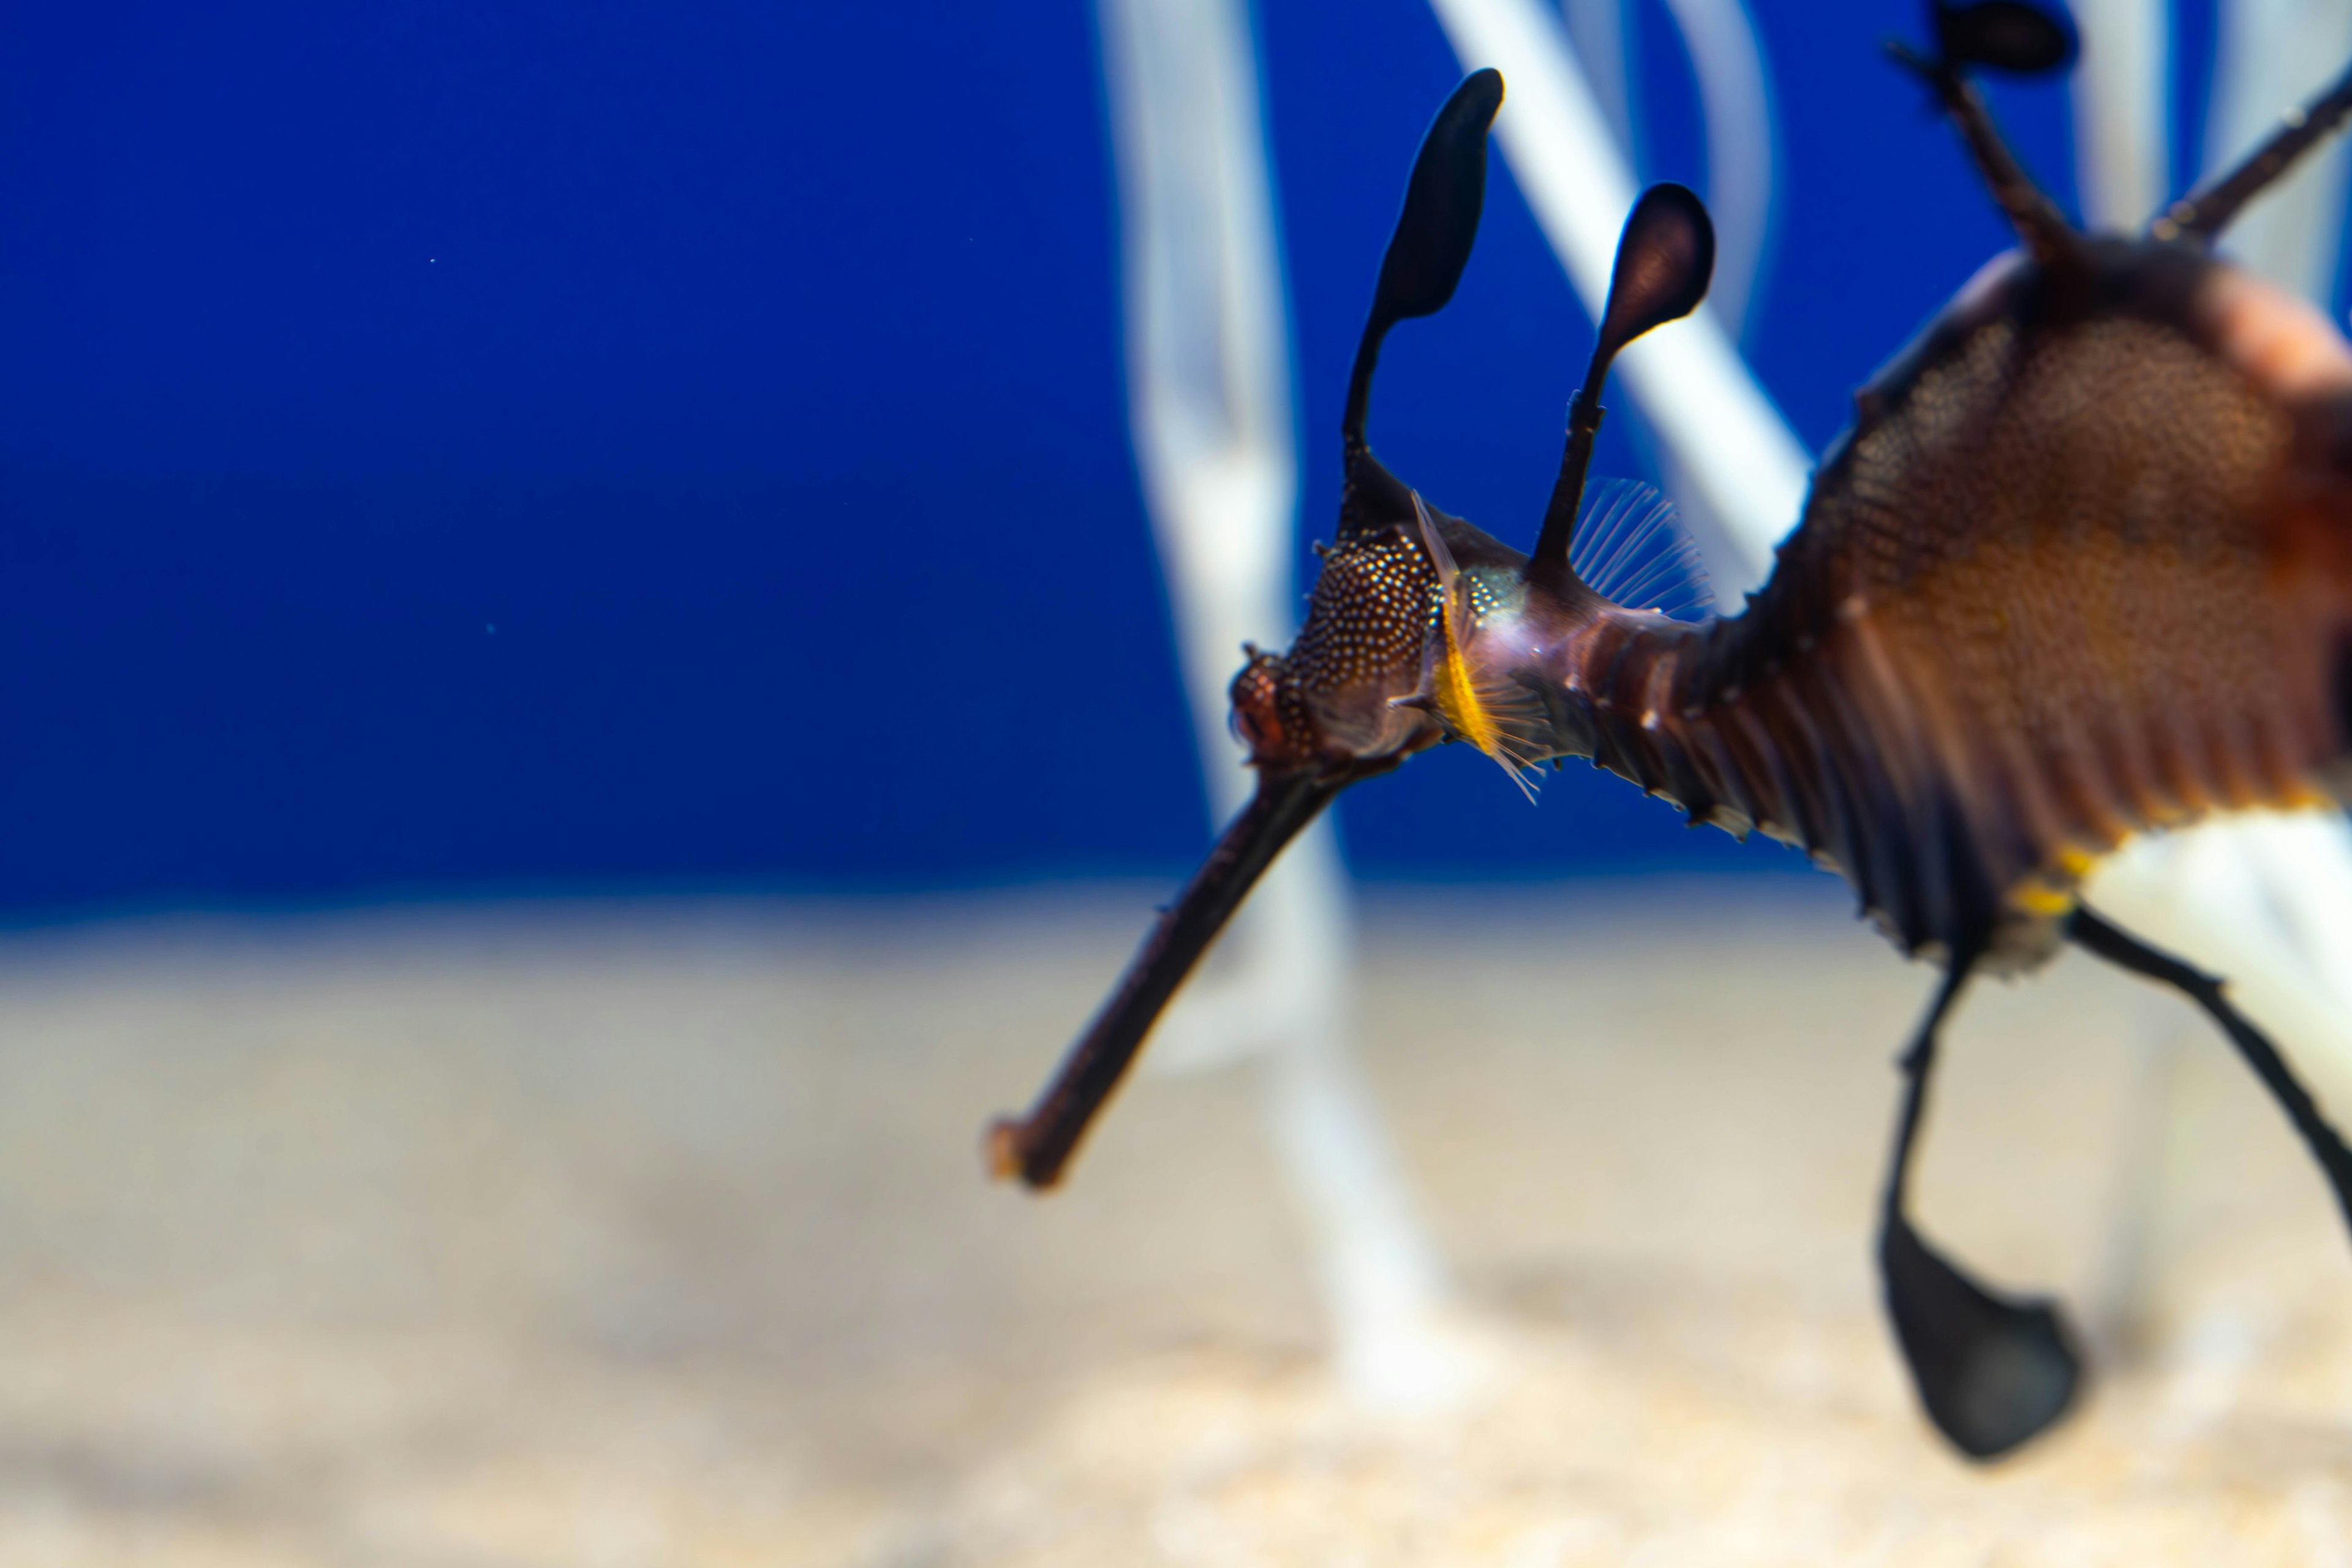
1653;0;1777;336
2087;819;2352;1075
1563;0;1637;156
1096;0;1464;1406
2070;0;2171;230
1098;0;1292;743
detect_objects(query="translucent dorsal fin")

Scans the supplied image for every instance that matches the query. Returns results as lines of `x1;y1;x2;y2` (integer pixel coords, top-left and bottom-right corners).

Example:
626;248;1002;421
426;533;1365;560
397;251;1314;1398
1568;478;1714;622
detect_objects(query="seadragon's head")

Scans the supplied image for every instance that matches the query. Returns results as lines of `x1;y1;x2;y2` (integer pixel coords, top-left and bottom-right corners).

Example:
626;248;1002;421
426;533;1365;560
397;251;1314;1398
1228;72;1717;788
987;68;1720;1188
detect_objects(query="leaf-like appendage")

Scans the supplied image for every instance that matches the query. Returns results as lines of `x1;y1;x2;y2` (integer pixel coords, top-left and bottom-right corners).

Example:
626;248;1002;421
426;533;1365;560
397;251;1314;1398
1370;69;1507;329
1935;1;2078;77
1594;184;1716;367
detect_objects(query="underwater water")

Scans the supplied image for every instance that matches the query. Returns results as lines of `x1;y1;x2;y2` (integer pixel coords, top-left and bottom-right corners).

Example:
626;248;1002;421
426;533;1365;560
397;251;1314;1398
0;0;2104;916
12;0;2352;1558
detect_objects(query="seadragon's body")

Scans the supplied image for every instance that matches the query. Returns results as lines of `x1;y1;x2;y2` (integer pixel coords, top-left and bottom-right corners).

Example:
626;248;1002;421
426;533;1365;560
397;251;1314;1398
1255;241;2352;974
992;5;2352;1461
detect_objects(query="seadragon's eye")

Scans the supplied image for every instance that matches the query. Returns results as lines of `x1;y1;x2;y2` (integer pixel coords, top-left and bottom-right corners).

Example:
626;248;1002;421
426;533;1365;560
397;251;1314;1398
1227;649;1292;760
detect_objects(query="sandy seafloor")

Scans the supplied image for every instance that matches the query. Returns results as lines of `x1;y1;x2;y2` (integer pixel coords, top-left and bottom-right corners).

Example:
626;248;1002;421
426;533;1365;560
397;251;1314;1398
0;877;2348;1564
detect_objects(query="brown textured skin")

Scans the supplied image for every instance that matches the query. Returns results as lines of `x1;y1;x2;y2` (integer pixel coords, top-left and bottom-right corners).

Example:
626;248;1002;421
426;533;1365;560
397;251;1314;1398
1244;238;2352;973
1548;241;2352;968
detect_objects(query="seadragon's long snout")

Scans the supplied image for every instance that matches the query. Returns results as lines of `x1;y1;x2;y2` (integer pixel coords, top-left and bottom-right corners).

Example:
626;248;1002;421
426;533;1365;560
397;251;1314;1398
983;66;1724;1192
982;752;1395;1189
986;486;1469;1188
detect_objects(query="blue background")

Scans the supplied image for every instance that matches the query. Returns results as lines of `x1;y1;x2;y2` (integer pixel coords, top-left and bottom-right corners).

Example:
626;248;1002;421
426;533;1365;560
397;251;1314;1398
0;1;2244;915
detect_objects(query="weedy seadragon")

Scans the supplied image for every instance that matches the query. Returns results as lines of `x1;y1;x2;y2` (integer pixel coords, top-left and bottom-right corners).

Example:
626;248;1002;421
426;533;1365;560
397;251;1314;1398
987;1;2352;1458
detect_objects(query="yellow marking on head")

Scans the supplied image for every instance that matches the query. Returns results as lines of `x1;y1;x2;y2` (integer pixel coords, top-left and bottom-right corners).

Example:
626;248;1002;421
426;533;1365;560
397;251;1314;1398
1411;492;1543;802
1432;589;1502;758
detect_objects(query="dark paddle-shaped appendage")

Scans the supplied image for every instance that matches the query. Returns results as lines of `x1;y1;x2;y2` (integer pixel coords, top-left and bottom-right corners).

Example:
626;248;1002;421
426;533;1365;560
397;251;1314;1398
1882;1223;2083;1459
1887;2;2085;275
1527;183;1714;579
1932;1;2077;76
1341;69;1504;536
1879;960;2083;1458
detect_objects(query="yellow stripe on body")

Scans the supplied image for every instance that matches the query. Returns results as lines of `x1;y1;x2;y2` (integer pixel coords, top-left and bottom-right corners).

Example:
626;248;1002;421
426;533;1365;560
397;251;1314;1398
1433;597;1507;765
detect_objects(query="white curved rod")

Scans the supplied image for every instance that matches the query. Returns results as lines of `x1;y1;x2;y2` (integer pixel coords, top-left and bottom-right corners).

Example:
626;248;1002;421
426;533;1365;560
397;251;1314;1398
1426;0;1809;591
1562;0;1636;155
2236;813;2352;1018
1651;0;1777;336
2059;0;2192;1348
1096;0;1464;1407
1097;0;1292;739
2084;824;2352;1106
2070;0;2171;232
1094;0;1327;1069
